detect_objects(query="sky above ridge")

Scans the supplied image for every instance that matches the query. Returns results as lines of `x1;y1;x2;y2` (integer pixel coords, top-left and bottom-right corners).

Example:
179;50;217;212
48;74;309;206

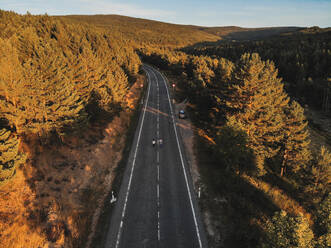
1;0;330;27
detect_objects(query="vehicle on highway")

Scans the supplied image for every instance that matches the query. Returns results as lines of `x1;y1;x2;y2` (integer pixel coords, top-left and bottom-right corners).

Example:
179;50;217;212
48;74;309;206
179;110;186;119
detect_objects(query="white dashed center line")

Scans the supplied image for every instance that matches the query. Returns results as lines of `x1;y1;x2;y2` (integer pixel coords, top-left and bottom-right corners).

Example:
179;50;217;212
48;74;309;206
156;70;161;242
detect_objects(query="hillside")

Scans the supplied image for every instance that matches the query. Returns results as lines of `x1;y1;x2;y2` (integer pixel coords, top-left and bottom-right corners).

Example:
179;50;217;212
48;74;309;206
60;14;220;47
60;15;303;47
197;26;303;40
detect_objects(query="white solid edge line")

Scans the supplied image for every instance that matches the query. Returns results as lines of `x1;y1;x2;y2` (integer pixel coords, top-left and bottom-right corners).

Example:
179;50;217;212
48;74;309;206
114;66;152;248
147;65;203;248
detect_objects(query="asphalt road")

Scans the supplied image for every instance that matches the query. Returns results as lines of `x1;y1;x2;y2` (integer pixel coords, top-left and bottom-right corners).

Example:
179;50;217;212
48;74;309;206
104;65;207;248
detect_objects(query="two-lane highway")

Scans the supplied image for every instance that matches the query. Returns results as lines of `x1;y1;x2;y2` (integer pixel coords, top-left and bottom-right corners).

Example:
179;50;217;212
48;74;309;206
104;65;207;248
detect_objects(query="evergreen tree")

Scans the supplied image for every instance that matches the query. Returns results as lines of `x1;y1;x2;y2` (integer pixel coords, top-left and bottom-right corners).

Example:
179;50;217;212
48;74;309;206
311;146;331;195
1;39;89;137
209;57;234;126
262;210;314;248
45;75;88;137
215;117;255;174
280;100;311;176
226;53;289;175
315;193;331;248
102;64;129;111
0;38;29;134
0;128;26;182
216;57;234;83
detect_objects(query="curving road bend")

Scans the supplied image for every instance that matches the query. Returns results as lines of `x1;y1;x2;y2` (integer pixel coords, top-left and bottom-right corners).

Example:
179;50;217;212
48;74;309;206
104;65;207;248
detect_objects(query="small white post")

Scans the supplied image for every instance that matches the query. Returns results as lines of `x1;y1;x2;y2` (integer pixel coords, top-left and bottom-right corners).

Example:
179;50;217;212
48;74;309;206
110;191;117;204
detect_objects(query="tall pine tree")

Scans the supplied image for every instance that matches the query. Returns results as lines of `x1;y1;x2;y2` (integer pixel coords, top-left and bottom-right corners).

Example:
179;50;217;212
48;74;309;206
262;210;314;248
226;53;289;175
311;146;331;195
281;100;311;176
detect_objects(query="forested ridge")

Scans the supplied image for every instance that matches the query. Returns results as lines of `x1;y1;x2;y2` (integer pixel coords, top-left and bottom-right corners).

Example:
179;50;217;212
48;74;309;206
183;27;331;111
198;26;302;40
0;10;330;248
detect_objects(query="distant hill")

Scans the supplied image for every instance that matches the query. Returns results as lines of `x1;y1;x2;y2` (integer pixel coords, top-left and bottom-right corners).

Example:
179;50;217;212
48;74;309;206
59;15;220;47
59;15;304;47
198;26;304;40
299;26;331;34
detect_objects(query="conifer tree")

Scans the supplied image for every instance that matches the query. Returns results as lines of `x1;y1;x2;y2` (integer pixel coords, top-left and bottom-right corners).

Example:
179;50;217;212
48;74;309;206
0;38;31;134
216;57;234;83
311;146;331;195
0;128;26;182
108;66;129;104
281;100;311;176
315;193;331;248
215;117;255;174
192;56;215;87
10;41;88;136
262;210;314;248
212;58;234;125
226;53;289;175
45;75;88;137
